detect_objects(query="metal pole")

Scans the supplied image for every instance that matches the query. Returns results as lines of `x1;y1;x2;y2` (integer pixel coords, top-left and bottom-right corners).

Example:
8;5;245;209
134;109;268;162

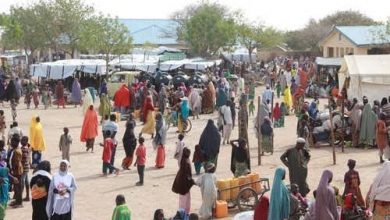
257;95;262;165
341;93;345;153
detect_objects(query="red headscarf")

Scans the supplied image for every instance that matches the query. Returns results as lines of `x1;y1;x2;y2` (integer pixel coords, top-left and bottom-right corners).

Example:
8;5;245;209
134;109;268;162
142;96;154;122
80;107;98;142
254;195;269;220
114;84;130;108
273;102;281;121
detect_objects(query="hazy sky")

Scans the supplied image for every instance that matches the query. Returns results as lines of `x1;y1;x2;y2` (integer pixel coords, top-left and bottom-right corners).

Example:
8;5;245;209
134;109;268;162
1;0;389;30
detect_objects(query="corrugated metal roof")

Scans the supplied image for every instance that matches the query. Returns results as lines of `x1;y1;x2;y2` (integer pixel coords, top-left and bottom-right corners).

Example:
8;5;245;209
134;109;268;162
119;19;180;45
335;25;390;46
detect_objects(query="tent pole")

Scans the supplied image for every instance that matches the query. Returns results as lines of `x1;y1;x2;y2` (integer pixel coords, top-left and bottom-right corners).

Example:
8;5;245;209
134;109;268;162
257;96;262;165
328;98;337;165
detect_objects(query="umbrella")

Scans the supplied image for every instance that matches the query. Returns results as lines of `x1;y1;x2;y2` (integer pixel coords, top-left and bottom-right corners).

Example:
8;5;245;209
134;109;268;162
155;73;172;86
172;74;189;88
189;73;208;86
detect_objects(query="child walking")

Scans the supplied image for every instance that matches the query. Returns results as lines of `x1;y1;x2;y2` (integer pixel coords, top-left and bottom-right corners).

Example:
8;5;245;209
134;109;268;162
59;127;72;162
101;130;119;177
174;134;185;167
135;137;146;186
192;144;203;175
20;136;31;202
248;100;255;116
195;163;217;219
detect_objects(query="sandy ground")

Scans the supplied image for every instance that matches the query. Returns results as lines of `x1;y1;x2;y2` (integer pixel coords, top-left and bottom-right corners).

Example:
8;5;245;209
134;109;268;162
3;86;383;220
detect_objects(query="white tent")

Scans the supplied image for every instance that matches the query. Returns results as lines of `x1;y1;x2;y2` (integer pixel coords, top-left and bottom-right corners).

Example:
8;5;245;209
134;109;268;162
30;59;107;79
338;55;390;101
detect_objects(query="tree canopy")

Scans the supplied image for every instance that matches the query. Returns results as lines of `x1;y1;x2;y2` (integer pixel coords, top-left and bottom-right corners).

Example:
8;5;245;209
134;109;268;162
174;2;237;57
1;0;132;64
285;10;377;51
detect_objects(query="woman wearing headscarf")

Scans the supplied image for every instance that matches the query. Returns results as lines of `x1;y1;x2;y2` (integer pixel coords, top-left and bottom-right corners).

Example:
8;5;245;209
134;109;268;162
46;160;77;220
80;105;98;152
314;170;338;220
82;89;93;115
99;80;107;97
153;112;167;169
4;79;18;102
261;117;274;154
230;138;250;177
25;81;34;109
308;101;318;120
71;78;82;107
189;86;202;120
359;102;378;146
268;167;290;220
202;82;216;114
99;93;111;124
199;120;221;168
121;115;137;170
349;99;362;148
172;148;194;214
140;96;156;138
178;97;189;134
273;102;281;127
30;160;51;220
29;116;46;168
114;84;130;114
158;85;167;115
0;167;9;220
284;86;292;114
367;161;390;219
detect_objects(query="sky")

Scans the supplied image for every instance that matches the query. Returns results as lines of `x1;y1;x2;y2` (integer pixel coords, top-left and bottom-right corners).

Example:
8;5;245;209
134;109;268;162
1;0;389;30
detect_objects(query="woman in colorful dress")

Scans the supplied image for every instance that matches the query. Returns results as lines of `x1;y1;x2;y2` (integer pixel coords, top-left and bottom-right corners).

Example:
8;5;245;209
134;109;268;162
153;112;167;168
140;96;156;138
80;105;99;152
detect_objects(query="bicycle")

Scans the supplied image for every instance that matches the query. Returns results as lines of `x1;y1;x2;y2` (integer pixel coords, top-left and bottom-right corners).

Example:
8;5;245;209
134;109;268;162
164;107;192;133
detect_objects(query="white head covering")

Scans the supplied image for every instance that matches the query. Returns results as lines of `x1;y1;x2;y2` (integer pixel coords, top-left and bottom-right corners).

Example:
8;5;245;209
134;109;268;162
369;161;390;207
59;160;70;176
297;137;306;144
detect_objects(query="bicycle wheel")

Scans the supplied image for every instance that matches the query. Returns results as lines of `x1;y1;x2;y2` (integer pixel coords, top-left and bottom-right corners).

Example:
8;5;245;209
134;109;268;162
236;187;258;211
184;119;192;132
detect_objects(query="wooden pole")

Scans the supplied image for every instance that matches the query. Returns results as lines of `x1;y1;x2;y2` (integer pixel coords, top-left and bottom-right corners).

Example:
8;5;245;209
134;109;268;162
257;96;262;165
341;93;345;153
328;98;337;165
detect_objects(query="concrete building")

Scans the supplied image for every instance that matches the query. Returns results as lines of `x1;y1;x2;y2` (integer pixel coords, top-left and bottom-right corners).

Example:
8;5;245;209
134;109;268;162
319;25;390;58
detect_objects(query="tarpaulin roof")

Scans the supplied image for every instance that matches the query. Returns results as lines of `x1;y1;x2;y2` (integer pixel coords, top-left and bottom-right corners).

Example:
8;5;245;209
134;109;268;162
315;57;343;66
30;59;107;79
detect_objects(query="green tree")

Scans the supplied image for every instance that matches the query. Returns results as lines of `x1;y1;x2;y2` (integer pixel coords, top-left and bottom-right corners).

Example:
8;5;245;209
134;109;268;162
175;2;237;57
284;10;377;50
52;0;95;58
80;15;133;73
237;23;283;65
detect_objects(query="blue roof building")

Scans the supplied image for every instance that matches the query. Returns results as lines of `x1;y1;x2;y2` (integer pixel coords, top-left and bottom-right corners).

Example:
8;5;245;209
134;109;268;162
119;19;186;48
319;25;390;58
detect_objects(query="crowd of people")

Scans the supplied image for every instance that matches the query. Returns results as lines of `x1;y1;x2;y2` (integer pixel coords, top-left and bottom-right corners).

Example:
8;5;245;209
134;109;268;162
0;55;389;220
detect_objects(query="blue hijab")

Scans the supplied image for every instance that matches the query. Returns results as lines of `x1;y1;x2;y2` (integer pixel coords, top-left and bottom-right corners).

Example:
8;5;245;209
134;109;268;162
308;101;318;119
0;167;9;204
268;167;290;220
180;99;190;121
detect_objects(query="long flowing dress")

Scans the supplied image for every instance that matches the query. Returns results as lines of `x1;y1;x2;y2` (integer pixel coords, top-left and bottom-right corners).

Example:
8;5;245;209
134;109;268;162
121;120;137;169
359;104;378;146
141;97;156;135
367;162;390;220
268;167;290;220
377;119;390;159
80;108;98;151
273;103;281;127
284;87;293;113
46;161;77;219
199;120;221;167
29;116;46;167
314;170;338;220
153;115;167;168
30;161;51;220
71;79;82;105
195;173;217;219
82;89;93;115
202;82;215;114
99;94;112;119
0;167;9;219
114;85;130;110
261;120;274;154
280;147;311;197
172;156;194;214
350;103;362;147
